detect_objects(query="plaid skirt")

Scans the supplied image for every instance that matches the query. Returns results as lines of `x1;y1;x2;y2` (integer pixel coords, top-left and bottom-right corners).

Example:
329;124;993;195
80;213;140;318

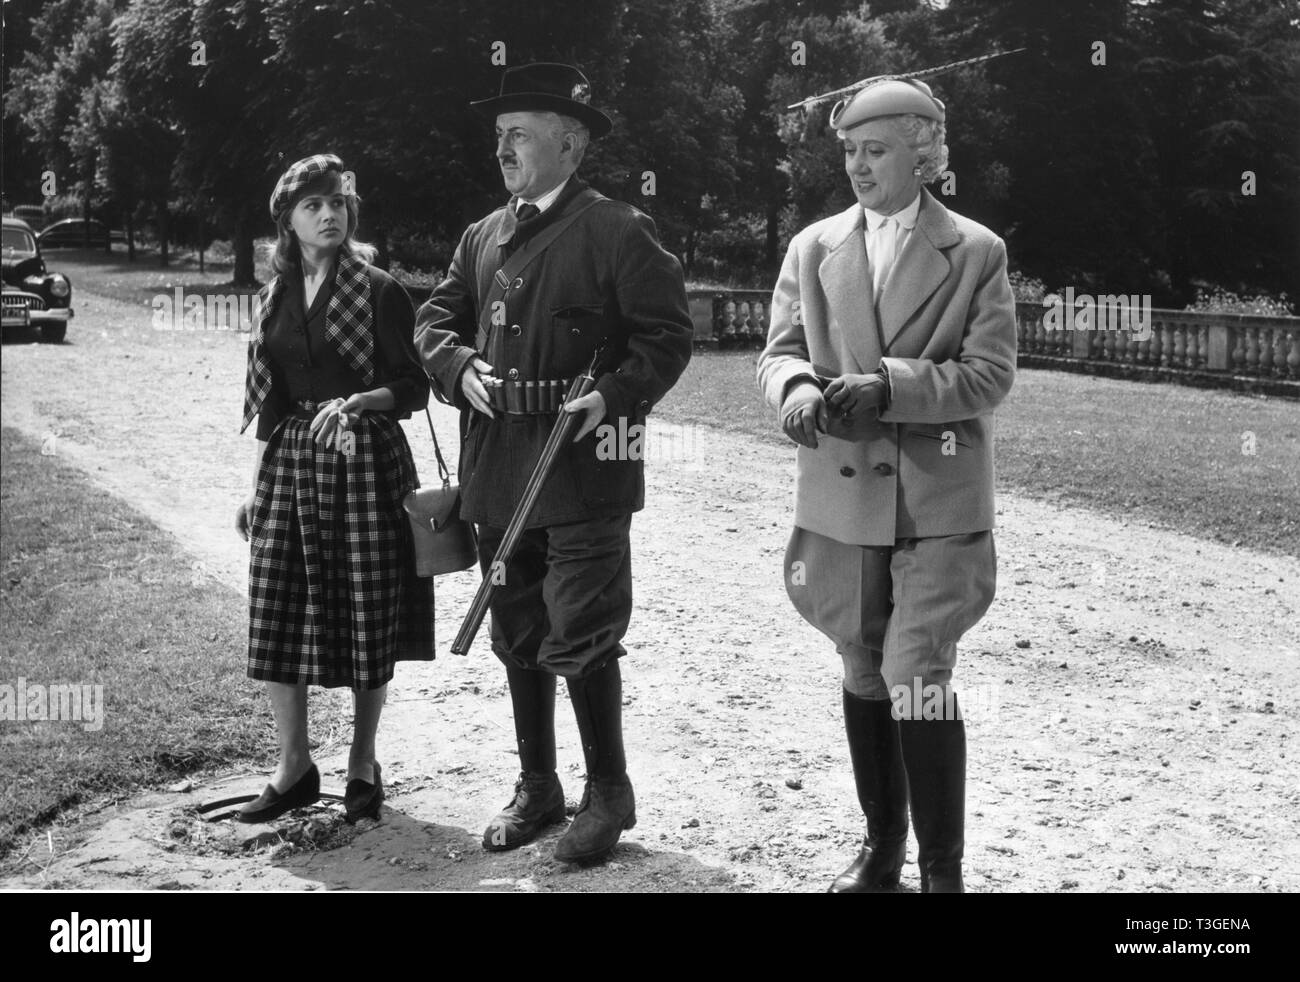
247;412;435;689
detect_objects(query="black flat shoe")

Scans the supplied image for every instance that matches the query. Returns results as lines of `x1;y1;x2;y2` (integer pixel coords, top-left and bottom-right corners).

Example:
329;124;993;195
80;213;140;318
344;761;383;823
237;764;320;824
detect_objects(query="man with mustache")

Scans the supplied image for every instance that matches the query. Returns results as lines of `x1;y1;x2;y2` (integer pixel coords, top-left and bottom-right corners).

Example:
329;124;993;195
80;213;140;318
415;63;693;864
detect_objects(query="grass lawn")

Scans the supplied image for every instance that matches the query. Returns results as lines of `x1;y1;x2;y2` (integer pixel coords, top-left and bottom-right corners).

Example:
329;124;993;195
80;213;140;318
655;350;1300;558
41;244;271;310
1;428;290;863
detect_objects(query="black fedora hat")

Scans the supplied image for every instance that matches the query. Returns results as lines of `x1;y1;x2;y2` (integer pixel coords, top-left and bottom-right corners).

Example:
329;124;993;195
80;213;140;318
471;62;612;138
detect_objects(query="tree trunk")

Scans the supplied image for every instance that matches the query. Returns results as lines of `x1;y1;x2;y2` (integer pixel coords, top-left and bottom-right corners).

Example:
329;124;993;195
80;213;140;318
233;213;256;286
83;164;93;250
126;206;135;262
765;201;780;276
158;198;169;267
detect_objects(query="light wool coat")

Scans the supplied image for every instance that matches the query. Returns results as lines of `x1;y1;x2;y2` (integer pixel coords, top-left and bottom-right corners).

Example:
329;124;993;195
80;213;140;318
758;188;1017;546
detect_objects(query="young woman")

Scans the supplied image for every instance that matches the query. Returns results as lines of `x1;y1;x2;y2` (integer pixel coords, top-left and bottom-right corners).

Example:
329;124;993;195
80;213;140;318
235;153;433;824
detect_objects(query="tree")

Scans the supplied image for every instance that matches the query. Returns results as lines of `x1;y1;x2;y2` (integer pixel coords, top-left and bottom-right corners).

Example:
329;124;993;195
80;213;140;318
6;0;119;241
1133;0;1300;303
114;0;298;283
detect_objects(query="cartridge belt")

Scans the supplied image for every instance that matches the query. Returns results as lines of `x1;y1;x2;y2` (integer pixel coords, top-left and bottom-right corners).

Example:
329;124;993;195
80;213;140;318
483;377;572;414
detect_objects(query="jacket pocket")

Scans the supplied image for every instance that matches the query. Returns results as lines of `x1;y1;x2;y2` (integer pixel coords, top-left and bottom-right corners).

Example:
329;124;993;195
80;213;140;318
551;303;607;378
907;424;973;451
570;424;640;509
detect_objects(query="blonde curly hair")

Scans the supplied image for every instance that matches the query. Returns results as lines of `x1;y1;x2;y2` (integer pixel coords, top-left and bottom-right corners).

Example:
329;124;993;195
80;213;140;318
890;113;949;182
838;113;949;183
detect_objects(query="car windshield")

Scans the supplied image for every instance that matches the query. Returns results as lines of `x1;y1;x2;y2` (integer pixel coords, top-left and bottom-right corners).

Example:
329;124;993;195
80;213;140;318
2;227;37;258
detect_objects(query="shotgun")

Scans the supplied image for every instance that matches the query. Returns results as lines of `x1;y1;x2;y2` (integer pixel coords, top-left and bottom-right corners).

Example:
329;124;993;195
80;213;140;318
450;345;605;655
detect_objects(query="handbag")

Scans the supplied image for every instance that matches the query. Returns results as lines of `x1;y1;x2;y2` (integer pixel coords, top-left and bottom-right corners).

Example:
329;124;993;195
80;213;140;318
403;407;478;576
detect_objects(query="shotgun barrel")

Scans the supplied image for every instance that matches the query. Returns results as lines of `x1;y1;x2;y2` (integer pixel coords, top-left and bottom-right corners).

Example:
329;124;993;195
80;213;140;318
450;349;603;655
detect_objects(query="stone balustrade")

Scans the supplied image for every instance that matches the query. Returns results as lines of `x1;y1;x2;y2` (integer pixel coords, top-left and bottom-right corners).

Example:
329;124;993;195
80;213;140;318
687;289;771;350
1012;301;1300;384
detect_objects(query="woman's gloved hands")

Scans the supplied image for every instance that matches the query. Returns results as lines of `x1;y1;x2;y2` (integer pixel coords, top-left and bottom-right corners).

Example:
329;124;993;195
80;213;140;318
823;373;888;418
780;381;829;449
781;373;889;449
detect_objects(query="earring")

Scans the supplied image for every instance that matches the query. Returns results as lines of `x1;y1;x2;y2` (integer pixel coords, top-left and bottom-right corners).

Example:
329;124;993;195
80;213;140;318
912;166;922;176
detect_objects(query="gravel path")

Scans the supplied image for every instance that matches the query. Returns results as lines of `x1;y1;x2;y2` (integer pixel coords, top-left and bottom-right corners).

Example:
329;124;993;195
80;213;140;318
2;286;1296;892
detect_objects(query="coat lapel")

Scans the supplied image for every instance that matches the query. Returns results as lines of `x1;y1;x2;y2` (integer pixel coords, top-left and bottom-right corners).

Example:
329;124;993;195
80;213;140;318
241;276;284;434
878;188;959;348
817;204;881;375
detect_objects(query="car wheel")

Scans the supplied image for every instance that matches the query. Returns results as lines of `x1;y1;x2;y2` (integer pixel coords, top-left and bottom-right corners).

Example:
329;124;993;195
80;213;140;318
40;323;67;343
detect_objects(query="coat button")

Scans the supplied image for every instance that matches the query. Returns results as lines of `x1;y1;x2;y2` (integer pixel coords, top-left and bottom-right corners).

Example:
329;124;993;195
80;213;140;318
840;466;855;477
874;462;894;475
509;325;521;336
507;368;519;379
570;327;582;336
513;277;523;289
638;400;649;410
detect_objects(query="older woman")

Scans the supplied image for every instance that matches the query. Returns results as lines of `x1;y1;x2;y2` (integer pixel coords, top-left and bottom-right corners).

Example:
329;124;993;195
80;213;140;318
758;77;1017;892
235;154;434;824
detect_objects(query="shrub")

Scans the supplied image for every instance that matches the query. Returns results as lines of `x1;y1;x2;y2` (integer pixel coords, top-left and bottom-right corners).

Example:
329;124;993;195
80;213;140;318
1008;269;1048;303
1184;287;1295;316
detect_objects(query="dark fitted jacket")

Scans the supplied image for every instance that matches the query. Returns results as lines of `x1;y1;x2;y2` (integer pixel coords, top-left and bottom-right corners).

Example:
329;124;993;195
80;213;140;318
414;174;693;528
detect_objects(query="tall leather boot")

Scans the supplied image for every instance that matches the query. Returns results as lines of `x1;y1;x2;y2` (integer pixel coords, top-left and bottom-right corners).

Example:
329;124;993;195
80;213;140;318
553;658;636;864
482;666;566;851
898;692;966;893
828;689;910;893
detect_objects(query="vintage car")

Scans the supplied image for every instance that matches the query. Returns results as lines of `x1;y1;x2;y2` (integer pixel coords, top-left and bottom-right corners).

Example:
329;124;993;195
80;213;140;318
36;217;114;249
2;217;74;342
11;205;47;231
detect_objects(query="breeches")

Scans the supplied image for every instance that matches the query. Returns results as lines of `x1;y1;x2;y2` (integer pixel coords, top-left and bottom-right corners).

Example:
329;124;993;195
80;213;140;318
784;527;996;701
477;513;633;679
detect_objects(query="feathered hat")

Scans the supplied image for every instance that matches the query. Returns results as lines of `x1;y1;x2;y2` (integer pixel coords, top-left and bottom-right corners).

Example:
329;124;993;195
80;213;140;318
788;49;1026;130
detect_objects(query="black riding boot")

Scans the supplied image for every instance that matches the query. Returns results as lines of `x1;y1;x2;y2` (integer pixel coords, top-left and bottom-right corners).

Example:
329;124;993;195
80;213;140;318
554;658;635;864
482;666;566;851
898;693;966;893
828;690;910;893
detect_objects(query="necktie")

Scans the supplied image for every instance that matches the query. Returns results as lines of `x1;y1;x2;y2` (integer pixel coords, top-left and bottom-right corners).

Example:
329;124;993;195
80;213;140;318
516;202;540;222
871;217;898;299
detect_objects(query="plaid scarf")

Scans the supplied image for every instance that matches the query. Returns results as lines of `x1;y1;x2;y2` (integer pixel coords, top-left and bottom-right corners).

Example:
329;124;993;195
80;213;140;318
241;253;374;434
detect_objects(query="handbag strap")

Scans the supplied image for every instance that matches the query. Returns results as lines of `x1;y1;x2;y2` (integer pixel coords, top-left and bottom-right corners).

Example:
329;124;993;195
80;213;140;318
423;406;451;488
473;189;605;353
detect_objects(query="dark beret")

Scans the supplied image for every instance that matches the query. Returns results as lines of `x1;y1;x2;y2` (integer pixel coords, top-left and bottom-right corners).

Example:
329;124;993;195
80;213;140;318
269;154;345;221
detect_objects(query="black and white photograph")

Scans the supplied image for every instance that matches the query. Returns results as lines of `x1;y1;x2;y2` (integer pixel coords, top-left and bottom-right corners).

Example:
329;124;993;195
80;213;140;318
0;0;1295;940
